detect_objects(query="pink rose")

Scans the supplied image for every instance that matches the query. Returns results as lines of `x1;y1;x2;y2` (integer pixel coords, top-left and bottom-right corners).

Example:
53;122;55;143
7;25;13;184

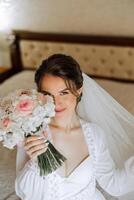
1;116;11;128
15;99;35;115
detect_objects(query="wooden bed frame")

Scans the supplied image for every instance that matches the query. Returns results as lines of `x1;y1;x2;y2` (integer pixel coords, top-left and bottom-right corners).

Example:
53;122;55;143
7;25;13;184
1;30;134;83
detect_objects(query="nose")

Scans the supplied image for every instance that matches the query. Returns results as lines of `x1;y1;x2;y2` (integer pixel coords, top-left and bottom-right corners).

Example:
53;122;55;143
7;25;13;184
54;96;62;107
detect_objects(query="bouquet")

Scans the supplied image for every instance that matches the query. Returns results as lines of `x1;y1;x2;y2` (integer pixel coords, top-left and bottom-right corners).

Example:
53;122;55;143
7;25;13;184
0;89;66;176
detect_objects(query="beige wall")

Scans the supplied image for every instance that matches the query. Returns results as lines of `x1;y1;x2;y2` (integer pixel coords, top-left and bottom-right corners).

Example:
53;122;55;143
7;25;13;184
0;0;134;66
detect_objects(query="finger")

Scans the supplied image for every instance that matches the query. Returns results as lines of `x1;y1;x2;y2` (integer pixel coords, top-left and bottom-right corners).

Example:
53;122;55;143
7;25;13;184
31;146;48;158
28;142;48;154
25;135;45;144
24;138;48;150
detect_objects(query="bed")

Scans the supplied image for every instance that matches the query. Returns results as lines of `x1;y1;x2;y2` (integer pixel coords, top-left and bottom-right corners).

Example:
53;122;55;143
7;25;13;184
0;30;134;200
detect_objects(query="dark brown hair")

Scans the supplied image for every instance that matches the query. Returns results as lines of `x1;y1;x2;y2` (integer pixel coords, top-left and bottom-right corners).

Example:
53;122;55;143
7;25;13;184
35;54;83;102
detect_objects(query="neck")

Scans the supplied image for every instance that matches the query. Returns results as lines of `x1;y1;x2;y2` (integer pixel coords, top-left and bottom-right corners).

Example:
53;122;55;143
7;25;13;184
50;113;80;133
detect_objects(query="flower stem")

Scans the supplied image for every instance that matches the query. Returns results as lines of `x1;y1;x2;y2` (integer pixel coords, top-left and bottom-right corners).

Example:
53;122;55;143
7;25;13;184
37;140;66;176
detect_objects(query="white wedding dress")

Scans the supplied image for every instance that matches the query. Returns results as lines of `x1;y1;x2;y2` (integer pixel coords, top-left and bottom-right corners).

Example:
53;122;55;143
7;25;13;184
15;119;134;200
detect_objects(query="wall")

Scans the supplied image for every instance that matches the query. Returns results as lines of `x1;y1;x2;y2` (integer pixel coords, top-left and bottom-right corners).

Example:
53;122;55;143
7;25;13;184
0;0;134;67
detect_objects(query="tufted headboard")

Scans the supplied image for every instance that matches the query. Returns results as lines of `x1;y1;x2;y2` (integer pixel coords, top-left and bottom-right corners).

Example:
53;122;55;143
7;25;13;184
9;30;134;83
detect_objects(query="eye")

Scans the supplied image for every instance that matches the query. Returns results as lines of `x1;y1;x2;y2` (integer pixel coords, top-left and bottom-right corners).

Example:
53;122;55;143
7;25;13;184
41;91;48;96
41;91;52;96
60;91;69;96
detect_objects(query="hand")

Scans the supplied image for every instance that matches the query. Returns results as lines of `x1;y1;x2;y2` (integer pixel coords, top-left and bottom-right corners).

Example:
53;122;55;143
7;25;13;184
24;132;49;160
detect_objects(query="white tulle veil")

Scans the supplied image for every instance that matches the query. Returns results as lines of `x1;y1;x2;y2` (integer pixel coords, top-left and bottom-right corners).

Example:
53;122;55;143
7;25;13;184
77;73;134;200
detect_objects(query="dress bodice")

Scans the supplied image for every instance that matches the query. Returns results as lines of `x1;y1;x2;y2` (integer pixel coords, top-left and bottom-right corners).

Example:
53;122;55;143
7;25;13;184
54;156;94;199
44;148;100;200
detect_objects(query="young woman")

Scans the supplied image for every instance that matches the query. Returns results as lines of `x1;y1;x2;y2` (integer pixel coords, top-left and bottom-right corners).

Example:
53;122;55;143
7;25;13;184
15;54;134;200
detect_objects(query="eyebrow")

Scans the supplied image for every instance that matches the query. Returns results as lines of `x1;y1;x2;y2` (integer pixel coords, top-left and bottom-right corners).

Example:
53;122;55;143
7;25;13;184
41;88;69;96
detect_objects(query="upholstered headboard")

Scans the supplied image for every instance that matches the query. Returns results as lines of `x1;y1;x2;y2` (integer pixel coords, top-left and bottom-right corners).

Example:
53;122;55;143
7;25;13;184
9;30;134;82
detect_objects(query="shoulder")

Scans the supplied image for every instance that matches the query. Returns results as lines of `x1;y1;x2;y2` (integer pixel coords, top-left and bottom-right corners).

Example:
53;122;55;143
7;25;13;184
80;118;106;147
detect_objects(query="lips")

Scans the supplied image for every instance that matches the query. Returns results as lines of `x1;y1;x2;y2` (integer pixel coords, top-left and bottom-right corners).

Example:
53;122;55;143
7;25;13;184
55;108;66;113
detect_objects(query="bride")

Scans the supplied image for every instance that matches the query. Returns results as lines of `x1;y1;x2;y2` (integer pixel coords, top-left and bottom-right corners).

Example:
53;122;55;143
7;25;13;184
15;54;134;200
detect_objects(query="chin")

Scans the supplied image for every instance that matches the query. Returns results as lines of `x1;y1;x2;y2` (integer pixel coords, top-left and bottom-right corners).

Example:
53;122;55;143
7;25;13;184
56;110;73;119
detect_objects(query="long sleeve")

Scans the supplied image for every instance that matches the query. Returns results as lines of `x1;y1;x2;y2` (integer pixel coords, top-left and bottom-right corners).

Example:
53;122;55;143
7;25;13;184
93;124;134;197
15;146;47;200
16;144;29;176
